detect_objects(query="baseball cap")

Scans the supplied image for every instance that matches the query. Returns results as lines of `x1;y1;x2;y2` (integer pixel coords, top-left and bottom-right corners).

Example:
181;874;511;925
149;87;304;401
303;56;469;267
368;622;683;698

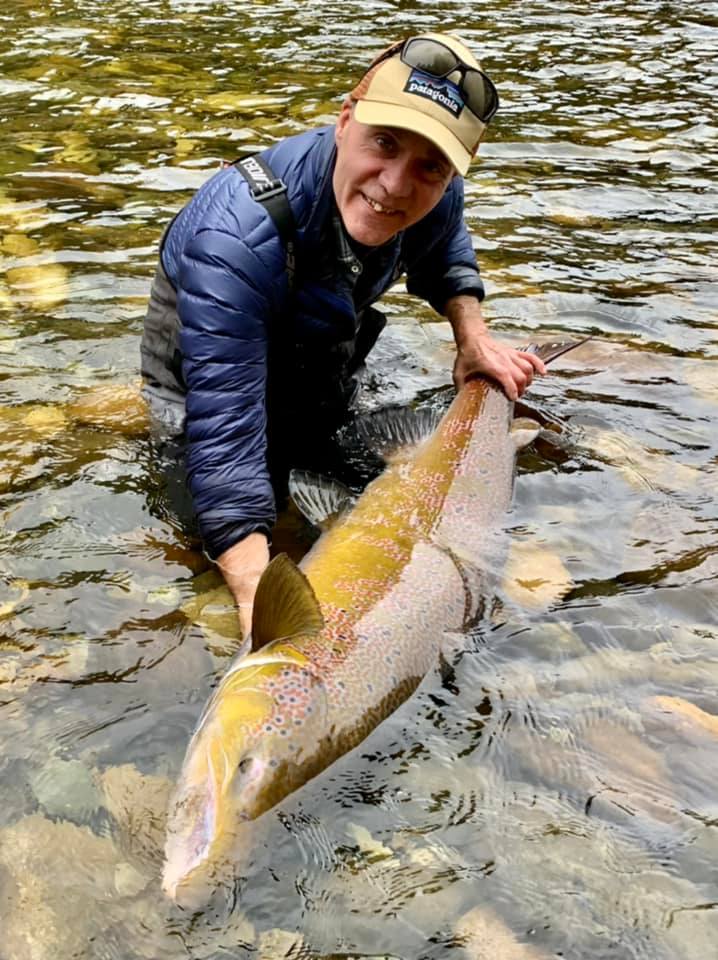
350;33;499;176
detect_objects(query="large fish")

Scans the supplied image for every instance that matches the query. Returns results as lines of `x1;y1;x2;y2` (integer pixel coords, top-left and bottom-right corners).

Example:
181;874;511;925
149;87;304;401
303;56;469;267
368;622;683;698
162;339;587;900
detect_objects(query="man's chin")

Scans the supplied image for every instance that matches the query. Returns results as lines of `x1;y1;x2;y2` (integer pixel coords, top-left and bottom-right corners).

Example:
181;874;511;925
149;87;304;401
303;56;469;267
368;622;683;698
343;214;401;247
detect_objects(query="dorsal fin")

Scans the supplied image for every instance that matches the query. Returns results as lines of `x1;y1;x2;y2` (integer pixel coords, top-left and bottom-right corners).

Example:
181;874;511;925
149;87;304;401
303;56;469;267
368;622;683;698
289;469;355;530
251;554;324;652
355;405;441;462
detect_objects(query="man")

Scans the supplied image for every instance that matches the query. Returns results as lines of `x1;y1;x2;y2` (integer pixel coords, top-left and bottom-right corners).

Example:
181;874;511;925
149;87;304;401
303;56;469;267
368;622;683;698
140;32;546;636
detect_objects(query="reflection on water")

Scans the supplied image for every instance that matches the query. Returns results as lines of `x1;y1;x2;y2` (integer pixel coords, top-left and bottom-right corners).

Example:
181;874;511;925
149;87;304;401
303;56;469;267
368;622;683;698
1;0;717;957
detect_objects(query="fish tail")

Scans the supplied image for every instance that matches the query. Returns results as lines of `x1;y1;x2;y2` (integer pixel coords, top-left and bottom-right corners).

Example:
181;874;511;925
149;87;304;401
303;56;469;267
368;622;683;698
522;337;591;365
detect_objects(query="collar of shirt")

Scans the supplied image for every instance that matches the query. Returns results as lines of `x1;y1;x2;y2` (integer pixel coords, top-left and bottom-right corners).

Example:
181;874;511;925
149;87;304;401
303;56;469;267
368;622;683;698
332;208;363;285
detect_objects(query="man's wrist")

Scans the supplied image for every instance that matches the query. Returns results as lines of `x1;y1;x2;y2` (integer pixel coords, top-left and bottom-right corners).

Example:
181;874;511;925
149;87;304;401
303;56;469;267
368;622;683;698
445;295;490;346
216;533;268;582
203;521;272;562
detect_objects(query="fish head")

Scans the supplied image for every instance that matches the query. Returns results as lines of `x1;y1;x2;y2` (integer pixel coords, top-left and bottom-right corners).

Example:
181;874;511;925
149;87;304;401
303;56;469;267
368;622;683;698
162;647;327;901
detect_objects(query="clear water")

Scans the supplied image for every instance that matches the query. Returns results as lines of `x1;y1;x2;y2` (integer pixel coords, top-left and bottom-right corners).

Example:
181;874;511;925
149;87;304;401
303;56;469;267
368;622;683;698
1;1;717;957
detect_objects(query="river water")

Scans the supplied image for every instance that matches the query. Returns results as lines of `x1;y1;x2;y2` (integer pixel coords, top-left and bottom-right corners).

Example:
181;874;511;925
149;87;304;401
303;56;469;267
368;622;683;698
1;1;717;958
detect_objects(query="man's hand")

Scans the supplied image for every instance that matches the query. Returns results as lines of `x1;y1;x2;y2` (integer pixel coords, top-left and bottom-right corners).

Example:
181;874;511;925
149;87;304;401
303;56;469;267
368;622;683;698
453;334;547;400
446;295;546;400
215;532;270;640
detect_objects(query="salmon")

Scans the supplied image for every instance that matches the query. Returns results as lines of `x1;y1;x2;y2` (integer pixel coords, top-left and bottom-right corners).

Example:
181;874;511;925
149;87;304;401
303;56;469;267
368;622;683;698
162;339;587;900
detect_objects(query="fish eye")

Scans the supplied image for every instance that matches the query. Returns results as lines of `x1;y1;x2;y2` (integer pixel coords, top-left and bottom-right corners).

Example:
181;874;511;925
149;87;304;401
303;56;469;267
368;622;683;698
238;757;254;775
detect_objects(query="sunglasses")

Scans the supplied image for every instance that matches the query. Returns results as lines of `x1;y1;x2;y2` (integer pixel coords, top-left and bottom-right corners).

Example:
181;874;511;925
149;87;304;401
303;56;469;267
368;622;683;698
372;37;500;125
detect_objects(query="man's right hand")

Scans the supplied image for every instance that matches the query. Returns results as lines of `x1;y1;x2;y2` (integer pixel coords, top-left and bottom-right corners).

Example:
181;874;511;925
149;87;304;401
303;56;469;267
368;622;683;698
215;532;270;641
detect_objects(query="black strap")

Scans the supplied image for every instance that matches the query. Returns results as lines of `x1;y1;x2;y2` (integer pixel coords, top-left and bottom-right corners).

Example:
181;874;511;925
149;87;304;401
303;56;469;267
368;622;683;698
234;155;296;291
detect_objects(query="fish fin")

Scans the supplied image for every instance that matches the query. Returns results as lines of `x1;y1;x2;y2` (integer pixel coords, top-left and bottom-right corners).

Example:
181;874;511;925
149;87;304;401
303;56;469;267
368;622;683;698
251;554;324;652
443;547;486;632
289;469;355;530
511;416;542;450
355;405;442;462
520;337;591;365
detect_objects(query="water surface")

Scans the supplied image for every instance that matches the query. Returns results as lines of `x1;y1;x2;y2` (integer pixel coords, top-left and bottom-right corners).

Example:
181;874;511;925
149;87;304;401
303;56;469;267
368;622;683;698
1;1;717;958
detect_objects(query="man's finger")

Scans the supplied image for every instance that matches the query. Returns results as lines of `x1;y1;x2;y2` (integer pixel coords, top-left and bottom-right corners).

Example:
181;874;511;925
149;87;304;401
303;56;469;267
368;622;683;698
512;356;536;380
498;370;519;401
516;350;547;375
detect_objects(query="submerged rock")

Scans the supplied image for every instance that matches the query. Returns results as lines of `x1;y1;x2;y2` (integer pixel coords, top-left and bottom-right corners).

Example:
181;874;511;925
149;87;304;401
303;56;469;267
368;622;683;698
5;262;70;309
1;637;90;698
0;576;30;619
0;814;119;960
98;762;172;870
29;756;101;822
502;539;573;612
67;381;149;436
0;757;36;826
346;822;395;861
22;405;68;436
649;695;718;738
455;905;550;959
256;927;305;959
181;570;243;653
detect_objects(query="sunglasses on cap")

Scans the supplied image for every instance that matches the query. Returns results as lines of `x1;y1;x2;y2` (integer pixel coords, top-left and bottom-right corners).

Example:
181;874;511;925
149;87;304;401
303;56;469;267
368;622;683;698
372;36;500;125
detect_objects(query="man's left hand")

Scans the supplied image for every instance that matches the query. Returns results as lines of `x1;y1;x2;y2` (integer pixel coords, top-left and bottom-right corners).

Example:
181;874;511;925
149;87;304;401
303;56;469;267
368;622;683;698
445;294;546;400
453;333;546;400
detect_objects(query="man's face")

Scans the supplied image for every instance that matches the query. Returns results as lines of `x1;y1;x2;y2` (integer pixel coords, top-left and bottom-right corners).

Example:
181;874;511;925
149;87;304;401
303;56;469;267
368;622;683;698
333;102;456;247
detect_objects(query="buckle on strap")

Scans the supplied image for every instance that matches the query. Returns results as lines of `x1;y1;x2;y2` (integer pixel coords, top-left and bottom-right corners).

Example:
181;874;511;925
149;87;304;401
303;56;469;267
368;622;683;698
235;156;288;200
249;178;287;201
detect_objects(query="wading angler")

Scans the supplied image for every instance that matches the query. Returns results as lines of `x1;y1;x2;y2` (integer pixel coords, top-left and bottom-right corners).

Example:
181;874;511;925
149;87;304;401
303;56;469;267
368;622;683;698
140;32;547;637
139;33;565;900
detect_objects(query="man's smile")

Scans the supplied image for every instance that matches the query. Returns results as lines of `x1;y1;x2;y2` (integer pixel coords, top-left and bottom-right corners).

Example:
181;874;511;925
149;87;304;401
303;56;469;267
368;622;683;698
361;192;400;215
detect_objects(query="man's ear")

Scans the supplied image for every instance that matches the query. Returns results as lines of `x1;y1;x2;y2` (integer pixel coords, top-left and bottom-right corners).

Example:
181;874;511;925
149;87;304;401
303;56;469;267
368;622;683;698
334;98;354;144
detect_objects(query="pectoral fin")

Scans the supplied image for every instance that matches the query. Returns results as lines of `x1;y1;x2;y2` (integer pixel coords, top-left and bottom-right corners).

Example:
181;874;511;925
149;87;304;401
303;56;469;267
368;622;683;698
355;405;442;462
511;417;542;450
251;554;324;652
289;469;355;530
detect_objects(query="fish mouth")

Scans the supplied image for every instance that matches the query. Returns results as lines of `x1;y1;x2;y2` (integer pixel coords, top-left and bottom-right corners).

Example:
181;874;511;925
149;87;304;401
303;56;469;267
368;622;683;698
162;769;217;901
162;811;261;907
162;859;236;909
161;864;186;901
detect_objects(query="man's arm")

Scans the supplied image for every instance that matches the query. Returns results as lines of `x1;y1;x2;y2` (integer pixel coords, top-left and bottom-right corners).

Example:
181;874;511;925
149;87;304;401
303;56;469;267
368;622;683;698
173;185;288;634
403;180;545;398
215;532;270;641
445;295;546;399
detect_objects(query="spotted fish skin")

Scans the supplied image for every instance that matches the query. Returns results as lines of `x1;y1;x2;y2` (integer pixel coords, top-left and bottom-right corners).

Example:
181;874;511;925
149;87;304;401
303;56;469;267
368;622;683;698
299;378;515;741
163;374;533;900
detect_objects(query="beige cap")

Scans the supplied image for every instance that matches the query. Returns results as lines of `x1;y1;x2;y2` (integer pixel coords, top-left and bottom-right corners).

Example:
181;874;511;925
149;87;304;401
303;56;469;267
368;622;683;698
350;33;495;176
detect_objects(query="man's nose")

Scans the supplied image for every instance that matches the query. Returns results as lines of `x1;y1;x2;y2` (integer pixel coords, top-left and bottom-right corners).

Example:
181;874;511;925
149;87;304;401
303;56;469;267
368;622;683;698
377;155;413;198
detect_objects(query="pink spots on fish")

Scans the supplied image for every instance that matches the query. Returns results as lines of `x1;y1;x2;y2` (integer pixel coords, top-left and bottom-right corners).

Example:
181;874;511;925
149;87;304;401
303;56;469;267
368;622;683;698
440;417;474;441
299;604;355;661
357;533;407;564
348;577;395;609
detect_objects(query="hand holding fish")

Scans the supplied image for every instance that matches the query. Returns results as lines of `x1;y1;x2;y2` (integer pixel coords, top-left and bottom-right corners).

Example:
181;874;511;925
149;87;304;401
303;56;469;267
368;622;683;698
446;295;547;399
215;532;270;638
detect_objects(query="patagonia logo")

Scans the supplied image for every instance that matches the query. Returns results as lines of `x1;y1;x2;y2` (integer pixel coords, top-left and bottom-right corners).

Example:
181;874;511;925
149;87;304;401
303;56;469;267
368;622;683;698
404;69;464;117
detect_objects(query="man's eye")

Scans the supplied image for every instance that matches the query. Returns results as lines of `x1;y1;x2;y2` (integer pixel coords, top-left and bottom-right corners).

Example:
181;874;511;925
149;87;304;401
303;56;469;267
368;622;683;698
423;161;448;180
